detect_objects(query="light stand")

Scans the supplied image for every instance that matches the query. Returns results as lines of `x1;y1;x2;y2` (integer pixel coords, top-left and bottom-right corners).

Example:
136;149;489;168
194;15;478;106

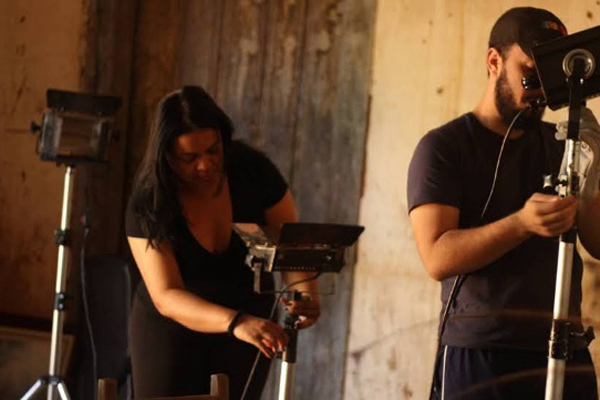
21;166;75;400
235;222;364;400
20;89;121;400
544;59;585;400
526;25;600;400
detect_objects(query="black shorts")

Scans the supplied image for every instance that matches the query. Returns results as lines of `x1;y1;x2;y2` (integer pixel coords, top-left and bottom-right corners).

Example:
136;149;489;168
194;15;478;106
430;346;597;400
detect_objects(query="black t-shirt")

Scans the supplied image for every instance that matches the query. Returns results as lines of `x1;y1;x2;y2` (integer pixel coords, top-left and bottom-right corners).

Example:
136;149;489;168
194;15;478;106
407;113;583;350
126;140;287;309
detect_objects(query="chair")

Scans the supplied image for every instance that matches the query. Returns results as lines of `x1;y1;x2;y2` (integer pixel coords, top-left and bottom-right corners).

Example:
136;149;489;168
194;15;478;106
97;374;229;400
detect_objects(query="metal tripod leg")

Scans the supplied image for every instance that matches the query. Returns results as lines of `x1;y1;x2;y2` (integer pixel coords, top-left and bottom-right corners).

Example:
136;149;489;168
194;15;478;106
56;381;72;400
21;378;45;400
21;376;72;400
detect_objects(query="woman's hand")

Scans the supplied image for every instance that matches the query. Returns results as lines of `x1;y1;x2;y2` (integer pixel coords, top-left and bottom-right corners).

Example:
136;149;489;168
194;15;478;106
281;296;321;329
232;314;289;358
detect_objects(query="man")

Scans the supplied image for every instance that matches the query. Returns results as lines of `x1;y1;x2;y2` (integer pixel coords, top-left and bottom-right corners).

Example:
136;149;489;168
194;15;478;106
407;7;600;400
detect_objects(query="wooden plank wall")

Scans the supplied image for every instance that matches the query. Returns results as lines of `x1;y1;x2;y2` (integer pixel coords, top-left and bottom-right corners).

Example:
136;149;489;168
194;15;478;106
123;1;375;399
123;0;188;193
75;0;137;258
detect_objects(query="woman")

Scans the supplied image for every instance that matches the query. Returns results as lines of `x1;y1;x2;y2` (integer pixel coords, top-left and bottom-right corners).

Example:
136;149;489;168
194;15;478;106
126;86;320;399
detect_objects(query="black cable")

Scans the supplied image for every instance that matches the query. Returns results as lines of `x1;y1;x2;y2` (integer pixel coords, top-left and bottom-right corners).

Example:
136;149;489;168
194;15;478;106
429;108;526;399
240;272;321;400
79;213;99;400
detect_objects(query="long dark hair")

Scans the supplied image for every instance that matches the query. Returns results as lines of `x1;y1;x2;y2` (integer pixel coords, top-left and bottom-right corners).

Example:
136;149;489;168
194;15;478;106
130;86;234;247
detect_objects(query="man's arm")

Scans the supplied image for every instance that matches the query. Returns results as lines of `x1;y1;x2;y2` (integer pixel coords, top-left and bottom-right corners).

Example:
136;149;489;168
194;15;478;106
410;194;579;281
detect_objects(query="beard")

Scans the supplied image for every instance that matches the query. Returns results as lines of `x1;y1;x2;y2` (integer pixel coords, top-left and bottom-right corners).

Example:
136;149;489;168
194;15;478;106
495;67;544;131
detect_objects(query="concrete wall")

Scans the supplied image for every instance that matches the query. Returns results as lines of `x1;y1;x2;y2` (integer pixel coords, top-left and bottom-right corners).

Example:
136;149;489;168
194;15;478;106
0;0;87;319
346;1;600;399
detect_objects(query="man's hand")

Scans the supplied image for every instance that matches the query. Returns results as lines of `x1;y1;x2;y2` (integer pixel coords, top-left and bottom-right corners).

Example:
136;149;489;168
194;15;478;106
516;193;578;237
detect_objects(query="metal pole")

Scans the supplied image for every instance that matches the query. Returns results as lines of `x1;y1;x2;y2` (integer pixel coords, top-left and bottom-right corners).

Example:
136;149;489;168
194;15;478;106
49;166;74;393
545;240;575;400
21;166;74;400
278;361;296;400
545;57;586;400
278;293;300;400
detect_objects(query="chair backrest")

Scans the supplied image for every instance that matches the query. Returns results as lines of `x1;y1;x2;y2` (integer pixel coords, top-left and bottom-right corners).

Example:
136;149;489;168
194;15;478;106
97;374;229;400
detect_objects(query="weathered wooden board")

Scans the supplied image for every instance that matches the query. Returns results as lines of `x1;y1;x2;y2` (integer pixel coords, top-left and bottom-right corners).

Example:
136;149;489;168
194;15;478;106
75;0;138;257
214;0;269;145
123;0;188;195
254;2;309;397
288;1;374;398
180;0;224;94
256;0;307;178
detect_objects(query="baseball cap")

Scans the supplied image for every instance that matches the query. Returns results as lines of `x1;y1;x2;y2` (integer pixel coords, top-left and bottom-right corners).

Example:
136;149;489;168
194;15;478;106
489;7;568;56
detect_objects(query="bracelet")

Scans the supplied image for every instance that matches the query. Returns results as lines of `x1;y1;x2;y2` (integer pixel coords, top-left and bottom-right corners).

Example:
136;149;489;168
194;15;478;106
227;310;245;338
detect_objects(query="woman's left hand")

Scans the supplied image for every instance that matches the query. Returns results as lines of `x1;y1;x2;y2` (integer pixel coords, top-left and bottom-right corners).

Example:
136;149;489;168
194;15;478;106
281;296;321;329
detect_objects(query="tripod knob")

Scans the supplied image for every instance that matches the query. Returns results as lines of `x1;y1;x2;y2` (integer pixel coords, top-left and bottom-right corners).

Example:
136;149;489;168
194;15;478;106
54;292;71;311
30;121;42;133
54;229;70;246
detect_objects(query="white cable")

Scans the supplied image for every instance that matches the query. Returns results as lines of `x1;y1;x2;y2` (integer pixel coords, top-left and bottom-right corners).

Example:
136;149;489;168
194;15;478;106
480;108;528;219
441;346;448;400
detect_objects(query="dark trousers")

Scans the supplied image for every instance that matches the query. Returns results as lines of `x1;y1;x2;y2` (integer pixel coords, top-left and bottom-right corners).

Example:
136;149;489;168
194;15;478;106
430;346;597;400
129;295;272;400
